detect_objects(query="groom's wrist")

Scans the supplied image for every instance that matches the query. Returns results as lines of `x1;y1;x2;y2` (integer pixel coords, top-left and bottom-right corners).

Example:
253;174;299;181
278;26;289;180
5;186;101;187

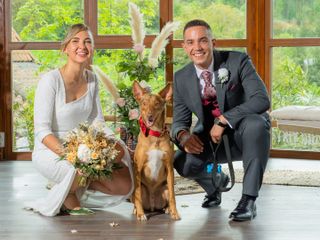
177;130;190;147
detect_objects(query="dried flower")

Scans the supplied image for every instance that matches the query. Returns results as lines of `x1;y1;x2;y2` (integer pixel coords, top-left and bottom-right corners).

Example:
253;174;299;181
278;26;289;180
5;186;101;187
129;2;145;59
148;21;180;68
61;121;122;186
77;144;91;163
91;65;119;101
133;43;145;54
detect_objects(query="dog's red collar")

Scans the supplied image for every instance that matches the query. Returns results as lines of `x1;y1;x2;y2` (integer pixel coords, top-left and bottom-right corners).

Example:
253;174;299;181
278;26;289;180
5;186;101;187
139;116;162;137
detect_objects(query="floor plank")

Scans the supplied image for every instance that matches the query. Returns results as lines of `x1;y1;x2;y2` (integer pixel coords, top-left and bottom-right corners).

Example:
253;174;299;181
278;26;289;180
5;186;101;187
0;161;320;240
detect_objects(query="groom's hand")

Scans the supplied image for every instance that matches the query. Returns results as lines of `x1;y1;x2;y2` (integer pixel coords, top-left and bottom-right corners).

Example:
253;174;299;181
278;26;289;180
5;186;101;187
210;125;224;143
179;131;204;154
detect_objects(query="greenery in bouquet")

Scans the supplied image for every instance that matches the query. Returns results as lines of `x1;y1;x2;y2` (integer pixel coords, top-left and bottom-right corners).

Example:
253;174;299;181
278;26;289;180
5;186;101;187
61;121;122;186
93;2;179;145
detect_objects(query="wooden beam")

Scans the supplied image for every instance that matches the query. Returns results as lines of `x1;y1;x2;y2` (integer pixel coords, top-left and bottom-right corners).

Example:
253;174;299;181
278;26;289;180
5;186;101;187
4;0;14;160
0;0;4;160
271;149;320;160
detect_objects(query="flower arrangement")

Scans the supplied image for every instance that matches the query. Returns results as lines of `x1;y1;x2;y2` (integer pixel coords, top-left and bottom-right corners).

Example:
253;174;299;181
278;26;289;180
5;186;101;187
93;2;179;150
61;120;122;186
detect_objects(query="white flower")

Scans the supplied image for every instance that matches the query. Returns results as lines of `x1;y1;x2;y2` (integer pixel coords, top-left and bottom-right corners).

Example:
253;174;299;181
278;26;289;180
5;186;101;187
77;144;91;163
218;68;229;84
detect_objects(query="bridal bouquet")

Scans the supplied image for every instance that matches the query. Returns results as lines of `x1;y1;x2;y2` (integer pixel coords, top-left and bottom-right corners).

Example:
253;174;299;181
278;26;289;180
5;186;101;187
61;121;121;186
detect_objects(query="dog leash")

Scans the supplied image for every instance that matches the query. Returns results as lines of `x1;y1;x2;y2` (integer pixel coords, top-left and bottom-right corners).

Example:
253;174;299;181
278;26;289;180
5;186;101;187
209;134;235;192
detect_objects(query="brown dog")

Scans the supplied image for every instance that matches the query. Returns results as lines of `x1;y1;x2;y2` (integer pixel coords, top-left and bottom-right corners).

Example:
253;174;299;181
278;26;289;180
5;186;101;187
132;81;180;221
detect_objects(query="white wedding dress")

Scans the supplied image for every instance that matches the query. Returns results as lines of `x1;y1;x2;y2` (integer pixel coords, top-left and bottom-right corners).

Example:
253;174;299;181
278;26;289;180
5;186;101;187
28;69;134;216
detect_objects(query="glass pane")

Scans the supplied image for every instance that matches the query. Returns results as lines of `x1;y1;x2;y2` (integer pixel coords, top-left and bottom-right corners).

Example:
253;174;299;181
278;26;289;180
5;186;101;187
11;0;84;42
272;0;320;38
12;50;63;152
271;47;320;152
98;0;159;35
173;47;247;72
173;0;246;39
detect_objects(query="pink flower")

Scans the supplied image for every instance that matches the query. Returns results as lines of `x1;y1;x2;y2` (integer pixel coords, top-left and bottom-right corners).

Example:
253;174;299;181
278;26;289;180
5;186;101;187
129;108;139;120
133;44;145;54
115;127;121;133
116;98;126;107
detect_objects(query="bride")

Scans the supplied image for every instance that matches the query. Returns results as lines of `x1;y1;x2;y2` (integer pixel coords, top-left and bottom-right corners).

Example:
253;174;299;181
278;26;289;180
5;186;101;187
29;23;133;216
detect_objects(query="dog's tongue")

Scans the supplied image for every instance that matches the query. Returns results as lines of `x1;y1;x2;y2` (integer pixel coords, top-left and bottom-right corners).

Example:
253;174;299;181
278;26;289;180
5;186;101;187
146;116;154;128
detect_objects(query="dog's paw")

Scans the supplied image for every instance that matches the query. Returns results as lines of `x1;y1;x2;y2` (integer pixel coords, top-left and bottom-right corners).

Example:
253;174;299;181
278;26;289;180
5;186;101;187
136;213;147;221
170;211;181;221
164;207;170;214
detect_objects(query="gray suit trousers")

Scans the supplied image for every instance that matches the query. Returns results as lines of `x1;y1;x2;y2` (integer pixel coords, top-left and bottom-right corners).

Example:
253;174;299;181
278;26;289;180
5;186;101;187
174;114;270;197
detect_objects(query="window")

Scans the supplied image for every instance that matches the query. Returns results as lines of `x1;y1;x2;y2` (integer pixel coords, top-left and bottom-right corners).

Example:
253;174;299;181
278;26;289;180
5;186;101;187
1;0;319;160
268;1;320;158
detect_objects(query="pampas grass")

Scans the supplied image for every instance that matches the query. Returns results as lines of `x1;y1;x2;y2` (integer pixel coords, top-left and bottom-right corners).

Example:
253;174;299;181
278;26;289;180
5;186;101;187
91;65;119;101
128;2;145;59
148;21;180;68
128;2;179;66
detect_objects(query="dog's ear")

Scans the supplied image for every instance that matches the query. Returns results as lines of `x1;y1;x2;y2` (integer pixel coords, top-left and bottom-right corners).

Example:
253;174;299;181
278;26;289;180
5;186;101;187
158;83;173;102
132;80;145;101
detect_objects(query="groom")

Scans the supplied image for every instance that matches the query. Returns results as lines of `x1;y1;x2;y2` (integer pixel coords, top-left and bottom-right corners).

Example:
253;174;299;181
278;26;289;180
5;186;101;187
171;19;271;221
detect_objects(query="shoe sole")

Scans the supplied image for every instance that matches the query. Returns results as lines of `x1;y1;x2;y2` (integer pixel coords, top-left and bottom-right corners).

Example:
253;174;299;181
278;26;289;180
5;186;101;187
230;210;257;222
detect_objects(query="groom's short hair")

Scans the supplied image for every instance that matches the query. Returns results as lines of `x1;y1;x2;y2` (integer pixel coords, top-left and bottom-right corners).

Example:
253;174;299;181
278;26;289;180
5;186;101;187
183;19;213;37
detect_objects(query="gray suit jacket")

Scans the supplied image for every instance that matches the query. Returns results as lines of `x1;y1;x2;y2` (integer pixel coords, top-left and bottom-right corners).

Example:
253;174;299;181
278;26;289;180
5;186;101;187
171;50;270;147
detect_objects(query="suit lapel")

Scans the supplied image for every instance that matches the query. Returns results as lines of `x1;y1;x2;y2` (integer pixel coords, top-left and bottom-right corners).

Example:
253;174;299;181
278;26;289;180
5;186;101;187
188;68;204;121
213;50;226;113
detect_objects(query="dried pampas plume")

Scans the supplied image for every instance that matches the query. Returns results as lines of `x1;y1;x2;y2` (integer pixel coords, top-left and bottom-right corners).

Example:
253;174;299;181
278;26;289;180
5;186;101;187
128;2;145;59
148;21;180;68
91;65;119;101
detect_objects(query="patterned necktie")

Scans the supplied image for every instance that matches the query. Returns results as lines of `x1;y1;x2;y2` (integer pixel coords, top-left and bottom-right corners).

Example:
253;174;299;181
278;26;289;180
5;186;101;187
201;70;216;100
201;70;221;118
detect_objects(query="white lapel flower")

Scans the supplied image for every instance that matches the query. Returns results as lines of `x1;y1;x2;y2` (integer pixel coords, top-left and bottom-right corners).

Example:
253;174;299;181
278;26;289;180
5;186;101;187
218;68;229;84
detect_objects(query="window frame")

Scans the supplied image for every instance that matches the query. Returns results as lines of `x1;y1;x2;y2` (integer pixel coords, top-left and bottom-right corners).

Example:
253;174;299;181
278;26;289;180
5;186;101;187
0;0;319;160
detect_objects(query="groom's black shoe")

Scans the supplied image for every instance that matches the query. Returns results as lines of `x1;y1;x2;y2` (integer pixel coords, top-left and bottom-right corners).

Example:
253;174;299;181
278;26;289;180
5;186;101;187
202;174;229;208
229;195;257;221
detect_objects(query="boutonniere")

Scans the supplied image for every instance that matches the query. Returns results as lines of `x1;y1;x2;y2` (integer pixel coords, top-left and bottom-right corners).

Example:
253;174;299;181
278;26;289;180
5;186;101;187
217;68;229;86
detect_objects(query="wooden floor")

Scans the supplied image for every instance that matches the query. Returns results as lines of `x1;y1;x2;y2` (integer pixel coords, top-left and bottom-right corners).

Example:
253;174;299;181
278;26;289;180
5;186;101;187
1;161;320;240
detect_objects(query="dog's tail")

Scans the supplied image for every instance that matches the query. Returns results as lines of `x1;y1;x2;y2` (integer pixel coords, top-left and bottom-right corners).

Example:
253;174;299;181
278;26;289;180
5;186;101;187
91;65;120;100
